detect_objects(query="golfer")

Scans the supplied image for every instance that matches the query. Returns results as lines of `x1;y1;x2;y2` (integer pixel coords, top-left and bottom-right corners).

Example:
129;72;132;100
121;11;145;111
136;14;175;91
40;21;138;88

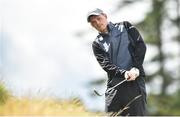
87;8;147;116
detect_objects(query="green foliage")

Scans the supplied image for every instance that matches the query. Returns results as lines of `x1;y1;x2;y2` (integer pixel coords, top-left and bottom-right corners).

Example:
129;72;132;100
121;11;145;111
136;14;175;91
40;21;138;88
136;0;179;95
148;91;180;115
0;82;9;105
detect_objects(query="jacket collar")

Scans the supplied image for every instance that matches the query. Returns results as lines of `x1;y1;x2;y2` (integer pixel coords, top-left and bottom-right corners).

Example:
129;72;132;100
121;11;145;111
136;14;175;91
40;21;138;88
99;22;114;36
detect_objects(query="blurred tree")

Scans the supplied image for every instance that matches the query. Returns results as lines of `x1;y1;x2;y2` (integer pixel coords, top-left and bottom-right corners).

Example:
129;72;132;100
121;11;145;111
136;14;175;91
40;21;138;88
148;90;180;115
173;0;180;90
139;0;171;96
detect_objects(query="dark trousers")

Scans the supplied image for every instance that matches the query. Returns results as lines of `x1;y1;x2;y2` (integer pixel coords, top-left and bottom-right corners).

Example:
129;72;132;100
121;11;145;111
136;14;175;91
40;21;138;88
105;80;147;116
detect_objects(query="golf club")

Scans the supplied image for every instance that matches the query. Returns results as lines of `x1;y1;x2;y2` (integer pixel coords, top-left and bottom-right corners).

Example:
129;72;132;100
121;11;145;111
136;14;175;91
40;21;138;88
94;78;127;96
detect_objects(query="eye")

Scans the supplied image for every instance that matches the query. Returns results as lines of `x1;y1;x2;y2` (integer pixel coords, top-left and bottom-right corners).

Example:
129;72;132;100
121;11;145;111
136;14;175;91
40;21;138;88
96;16;102;21
91;21;96;25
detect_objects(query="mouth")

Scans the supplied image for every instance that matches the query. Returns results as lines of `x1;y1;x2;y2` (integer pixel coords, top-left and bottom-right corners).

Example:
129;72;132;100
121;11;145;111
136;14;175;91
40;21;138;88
96;25;104;30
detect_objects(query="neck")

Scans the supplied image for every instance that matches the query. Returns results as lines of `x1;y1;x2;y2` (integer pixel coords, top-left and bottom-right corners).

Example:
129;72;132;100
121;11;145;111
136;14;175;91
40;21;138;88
101;29;108;33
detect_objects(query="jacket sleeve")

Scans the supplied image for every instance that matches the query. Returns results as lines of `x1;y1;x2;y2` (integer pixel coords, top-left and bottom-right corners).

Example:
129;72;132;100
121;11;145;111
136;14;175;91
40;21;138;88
92;41;126;78
124;21;146;66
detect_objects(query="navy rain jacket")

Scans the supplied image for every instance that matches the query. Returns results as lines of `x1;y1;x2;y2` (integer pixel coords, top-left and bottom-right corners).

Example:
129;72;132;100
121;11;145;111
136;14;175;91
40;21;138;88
92;21;147;116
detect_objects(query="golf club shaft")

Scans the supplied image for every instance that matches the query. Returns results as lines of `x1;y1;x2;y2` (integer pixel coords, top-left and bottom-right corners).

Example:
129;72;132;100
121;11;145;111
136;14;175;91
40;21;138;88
94;78;127;96
106;79;127;92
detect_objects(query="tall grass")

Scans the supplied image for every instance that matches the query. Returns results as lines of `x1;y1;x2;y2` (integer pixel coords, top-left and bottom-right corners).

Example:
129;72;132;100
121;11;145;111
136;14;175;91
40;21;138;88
0;81;143;116
0;96;100;116
0;81;144;116
0;81;100;115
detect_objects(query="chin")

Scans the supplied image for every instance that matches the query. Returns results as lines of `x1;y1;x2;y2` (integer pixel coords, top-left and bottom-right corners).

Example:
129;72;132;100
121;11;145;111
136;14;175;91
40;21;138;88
100;29;106;33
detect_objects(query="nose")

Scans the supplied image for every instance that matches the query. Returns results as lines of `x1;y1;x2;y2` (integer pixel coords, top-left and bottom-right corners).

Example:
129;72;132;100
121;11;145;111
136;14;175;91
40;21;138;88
94;20;100;26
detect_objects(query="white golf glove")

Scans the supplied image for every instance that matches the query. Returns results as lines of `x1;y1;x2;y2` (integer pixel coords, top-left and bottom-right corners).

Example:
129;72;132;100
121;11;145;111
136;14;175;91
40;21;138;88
124;71;130;80
130;67;139;78
124;67;140;81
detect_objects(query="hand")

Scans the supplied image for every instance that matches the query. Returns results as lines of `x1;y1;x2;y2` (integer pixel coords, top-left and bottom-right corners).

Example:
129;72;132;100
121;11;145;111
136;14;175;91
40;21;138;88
124;68;139;81
124;71;131;80
130;67;139;78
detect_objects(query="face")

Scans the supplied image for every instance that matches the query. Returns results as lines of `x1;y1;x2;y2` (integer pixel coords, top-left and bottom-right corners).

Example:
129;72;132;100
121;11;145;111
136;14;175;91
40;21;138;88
89;14;108;33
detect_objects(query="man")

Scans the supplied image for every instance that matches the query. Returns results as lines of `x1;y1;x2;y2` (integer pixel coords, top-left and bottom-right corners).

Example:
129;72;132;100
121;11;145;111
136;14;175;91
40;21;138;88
87;8;147;116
